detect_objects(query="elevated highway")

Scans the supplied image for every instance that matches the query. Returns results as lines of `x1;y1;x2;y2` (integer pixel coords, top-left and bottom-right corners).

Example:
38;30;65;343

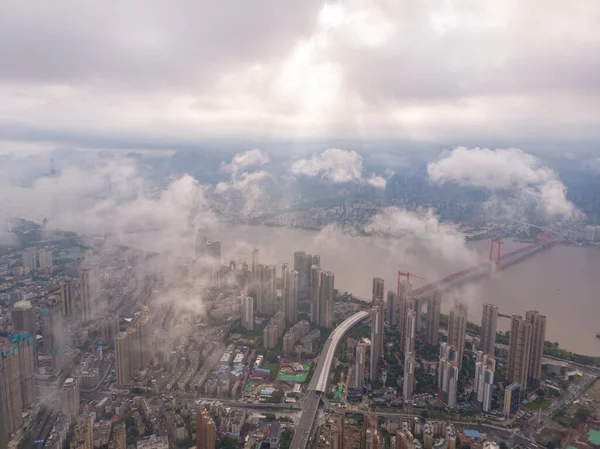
290;310;371;449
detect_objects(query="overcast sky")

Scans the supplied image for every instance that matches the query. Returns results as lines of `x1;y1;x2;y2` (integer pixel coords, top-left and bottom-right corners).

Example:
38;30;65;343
0;0;599;151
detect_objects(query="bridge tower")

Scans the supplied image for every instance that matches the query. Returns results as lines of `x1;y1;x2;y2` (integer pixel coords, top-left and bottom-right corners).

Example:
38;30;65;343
489;239;503;268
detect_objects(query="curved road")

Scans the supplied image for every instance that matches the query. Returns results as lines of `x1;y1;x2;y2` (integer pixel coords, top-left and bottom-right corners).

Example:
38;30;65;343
291;310;371;449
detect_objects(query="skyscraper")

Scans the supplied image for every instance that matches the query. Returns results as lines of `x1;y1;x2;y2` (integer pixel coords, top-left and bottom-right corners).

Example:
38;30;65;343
41;296;64;374
61;377;80;416
319;271;334;329
413;297;423;334
294;251;314;304
526;310;546;388
38;250;53;272
0;339;23;438
370;305;382;380
241;293;254;331
507;315;532;390
397;279;412;355
372;277;385;302
479;303;498;357
448;303;468;370
196;409;216;449
438;343;459;408
80;266;95;321
403;352;415;402
251;248;259;274
12;300;37;366
310;265;322;324
63;279;76;317
474;353;495;412
404;310;416;354
372;278;385;357
504;382;521;418
425;293;441;346
257;264;277;315
206;240;221;263
115;327;141;386
22;248;36;272
386;291;397;326
137;313;153;368
355;342;367;390
283;269;298;326
8;332;35;409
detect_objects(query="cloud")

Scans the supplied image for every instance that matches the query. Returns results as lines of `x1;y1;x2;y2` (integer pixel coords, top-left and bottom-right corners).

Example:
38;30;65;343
221;148;269;175
427;147;579;219
291;148;389;188
214;150;272;213
365;207;478;268
0;1;598;145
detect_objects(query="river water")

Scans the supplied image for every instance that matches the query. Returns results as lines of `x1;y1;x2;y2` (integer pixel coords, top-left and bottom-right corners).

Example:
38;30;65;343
121;224;600;356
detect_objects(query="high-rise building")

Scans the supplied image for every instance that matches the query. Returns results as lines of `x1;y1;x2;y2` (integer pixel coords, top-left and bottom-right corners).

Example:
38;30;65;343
370;304;383;381
474;353;495;412
372;277;385;302
8;332;35;409
12;300;37;367
448;303;468;370
195;232;207;259
283;269;298;326
526;310;546;388
504;382;521;418
115;332;130;386
100;314;119;344
294;251;314;304
413;298;423;334
355;342;367;390
0;339;23;439
397;280;412;355
22;248;36;272
403;352;415;402
241;293;254;331
386;291;397;326
439;343;459;408
61;280;75;318
372;278;385;356
61;377;80;416
257;264;277;315
319;271;334;329
206;240;221;263
196;409;216;449
72;414;93;449
507;315;532;390
404;310;416;354
312;255;320;268
137;313;153;368
41;296;64;374
80;267;95;322
310;266;322;324
251;249;259;274
115;326;142;386
425;293;441;346
479;303;498;357
38;250;53;271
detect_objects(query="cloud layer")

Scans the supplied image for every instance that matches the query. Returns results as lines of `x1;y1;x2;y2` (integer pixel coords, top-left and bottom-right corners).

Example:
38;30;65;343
291;148;390;188
0;0;598;146
427;147;579;219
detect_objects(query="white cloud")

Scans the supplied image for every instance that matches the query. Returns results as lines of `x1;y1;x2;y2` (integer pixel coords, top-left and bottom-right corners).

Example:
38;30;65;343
214;151;271;213
427;146;579;219
0;1;598;145
365;207;477;267
291;148;388;188
221;148;269;175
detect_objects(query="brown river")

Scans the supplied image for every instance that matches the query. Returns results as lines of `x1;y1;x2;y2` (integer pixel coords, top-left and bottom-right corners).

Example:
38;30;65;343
122;224;600;356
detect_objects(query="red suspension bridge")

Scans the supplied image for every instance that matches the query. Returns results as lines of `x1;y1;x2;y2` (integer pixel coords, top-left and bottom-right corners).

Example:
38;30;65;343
399;227;555;298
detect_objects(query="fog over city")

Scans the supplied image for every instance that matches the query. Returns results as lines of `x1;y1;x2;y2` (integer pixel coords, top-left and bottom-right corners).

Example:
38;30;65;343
0;1;599;449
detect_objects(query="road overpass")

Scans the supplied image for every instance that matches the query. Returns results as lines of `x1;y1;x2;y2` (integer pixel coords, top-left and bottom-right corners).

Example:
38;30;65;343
290;310;371;449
